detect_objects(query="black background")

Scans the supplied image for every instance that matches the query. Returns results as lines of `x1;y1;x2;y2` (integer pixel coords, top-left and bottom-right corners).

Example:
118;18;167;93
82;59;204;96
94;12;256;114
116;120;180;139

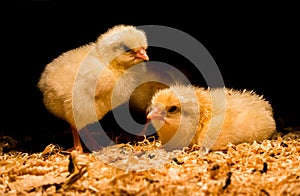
1;1;298;152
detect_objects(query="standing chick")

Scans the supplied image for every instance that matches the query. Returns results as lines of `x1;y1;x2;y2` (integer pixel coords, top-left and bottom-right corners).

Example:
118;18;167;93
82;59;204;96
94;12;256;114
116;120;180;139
37;25;149;152
147;84;276;151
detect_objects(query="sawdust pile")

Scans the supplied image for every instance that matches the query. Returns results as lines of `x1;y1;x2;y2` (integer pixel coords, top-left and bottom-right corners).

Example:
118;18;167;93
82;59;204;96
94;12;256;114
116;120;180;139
0;132;300;195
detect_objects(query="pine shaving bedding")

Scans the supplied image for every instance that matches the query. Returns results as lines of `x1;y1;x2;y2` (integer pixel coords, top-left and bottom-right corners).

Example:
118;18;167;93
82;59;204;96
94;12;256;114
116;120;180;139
0;131;299;195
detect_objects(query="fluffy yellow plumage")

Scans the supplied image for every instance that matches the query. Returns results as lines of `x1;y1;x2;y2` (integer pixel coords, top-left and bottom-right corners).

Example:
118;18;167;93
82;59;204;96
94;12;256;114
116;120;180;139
147;84;276;151
38;25;149;152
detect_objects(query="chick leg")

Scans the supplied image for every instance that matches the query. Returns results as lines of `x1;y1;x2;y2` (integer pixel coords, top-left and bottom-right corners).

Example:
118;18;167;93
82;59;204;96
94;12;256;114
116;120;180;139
79;127;104;151
70;126;83;152
139;123;149;136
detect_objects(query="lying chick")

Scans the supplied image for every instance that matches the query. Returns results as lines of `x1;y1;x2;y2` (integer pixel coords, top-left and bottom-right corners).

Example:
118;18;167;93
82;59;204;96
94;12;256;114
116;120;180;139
37;25;149;152
147;84;276;151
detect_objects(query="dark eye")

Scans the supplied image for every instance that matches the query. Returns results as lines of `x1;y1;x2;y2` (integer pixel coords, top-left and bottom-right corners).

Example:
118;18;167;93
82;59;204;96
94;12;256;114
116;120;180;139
167;106;178;113
121;44;131;52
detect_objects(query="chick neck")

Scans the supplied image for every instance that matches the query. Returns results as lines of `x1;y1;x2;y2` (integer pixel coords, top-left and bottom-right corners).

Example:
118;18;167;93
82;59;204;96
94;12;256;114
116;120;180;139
107;60;131;72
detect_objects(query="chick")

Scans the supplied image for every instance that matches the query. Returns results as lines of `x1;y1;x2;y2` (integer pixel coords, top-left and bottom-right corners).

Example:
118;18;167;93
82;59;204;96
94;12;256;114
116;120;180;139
147;84;276;151
37;25;149;152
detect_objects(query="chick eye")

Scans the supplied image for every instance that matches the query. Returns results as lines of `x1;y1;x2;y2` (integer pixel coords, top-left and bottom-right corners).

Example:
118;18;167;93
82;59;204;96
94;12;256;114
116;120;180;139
167;106;178;113
121;44;131;52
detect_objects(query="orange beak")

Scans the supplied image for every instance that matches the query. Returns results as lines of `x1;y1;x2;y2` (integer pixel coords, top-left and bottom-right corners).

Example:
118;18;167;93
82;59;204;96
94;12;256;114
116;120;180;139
147;107;165;121
135;48;149;61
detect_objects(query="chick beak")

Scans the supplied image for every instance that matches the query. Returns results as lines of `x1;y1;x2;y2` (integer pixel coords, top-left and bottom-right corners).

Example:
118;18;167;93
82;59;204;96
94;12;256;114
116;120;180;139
135;48;149;61
147;106;166;122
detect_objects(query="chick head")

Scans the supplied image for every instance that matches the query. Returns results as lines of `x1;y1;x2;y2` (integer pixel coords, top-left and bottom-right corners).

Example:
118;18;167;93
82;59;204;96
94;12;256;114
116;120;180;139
96;24;149;69
147;85;201;149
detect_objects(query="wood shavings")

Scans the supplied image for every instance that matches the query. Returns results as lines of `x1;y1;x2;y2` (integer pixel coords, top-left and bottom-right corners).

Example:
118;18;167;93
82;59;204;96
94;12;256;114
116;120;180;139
0;136;17;155
0;131;299;195
92;139;184;172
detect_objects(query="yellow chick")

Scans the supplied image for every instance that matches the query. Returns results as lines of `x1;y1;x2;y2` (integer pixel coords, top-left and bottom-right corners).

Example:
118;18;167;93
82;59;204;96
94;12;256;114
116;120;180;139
37;25;149;152
147;84;276;151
